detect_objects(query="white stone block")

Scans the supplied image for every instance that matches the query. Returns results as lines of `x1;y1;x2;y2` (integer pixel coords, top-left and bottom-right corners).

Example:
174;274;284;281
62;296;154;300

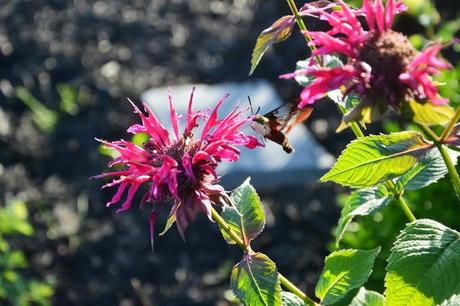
141;80;334;189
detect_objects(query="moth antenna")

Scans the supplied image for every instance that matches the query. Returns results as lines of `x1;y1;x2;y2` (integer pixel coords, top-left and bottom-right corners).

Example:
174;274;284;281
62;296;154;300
256;106;260;115
247;96;254;115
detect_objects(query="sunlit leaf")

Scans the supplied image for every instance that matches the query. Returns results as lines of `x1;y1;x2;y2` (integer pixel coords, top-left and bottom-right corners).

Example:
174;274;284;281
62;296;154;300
281;291;305;306
29;281;54;300
231;252;281;306
220;178;265;246
0;200;33;236
439;294;460;306
335;186;393;247
98;144;120;159
385;219;460;306
349;287;384;306
159;213;176;236
130;132;149;146
401;99;455;126
315;247;380;305
3;250;27;269
320;131;434;188
249;16;295;75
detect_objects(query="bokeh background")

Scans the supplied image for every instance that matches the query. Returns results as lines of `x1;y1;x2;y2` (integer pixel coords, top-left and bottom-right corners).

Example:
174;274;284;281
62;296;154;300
0;0;459;305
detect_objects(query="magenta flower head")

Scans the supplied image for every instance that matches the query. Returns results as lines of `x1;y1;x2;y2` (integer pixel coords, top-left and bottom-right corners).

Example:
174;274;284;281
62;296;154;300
94;89;260;242
283;0;451;122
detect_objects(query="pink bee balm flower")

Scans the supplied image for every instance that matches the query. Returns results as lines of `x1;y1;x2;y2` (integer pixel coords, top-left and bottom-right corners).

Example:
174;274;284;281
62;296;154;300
286;0;451;120
94;89;260;243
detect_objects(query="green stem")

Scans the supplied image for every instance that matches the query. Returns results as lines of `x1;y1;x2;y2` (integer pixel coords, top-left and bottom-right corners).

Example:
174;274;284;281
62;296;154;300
396;196;416;222
286;0;321;63
278;274;315;305
338;105;365;138
211;206;247;250
418;124;440;143
440;105;460;142
211;207;318;306
286;0;311;40
385;180;416;222
417;124;460;201
396;194;416;222
438;144;460;200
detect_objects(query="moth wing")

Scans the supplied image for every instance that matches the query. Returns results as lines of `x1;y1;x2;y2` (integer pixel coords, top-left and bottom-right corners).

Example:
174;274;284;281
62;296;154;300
263;103;294;132
282;106;313;134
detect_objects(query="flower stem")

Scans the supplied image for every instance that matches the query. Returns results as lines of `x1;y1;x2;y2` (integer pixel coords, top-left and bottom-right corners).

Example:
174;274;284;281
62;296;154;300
417;123;460;200
278;274;315;304
286;0;311;40
338;105;365;138
286;0;321;63
395;193;416;222
396;195;416;222
385;180;416;222
211;206;247;250
210;207;318;306
418;124;440;142
438;143;460;199
440;106;460;142
437;106;460;199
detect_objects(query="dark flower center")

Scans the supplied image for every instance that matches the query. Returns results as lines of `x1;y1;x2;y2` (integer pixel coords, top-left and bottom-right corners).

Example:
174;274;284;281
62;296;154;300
357;30;417;103
142;137;212;195
359;30;416;79
143;137;198;166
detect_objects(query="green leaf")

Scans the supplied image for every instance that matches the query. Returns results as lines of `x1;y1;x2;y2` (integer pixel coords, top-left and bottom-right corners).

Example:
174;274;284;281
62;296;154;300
396;149;459;191
15;86;58;133
29;281;54;300
320;131;433;188
249;16;295;75
0;200;33;236
221;178;265;246
328;91;360;111
231;252;281;306
3;269;18;283
281;291;305;306
385;219;460;306
130;132;149;146
349;287;384;306
294;55;343;87
439;294;460;306
159;213;176;236
401;99;455;126
315;247;380;305
57;83;79;115
335;185;393;247
3;250;27;269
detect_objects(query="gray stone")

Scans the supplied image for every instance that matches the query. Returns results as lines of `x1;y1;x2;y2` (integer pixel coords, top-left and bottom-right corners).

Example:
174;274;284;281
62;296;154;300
141;80;334;189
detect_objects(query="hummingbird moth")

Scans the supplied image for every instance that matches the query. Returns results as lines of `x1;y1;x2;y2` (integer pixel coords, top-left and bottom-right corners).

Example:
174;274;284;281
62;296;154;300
249;98;313;153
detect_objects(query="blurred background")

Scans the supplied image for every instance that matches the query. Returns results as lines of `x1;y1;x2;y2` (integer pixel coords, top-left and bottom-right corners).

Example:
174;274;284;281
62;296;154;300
0;0;459;305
